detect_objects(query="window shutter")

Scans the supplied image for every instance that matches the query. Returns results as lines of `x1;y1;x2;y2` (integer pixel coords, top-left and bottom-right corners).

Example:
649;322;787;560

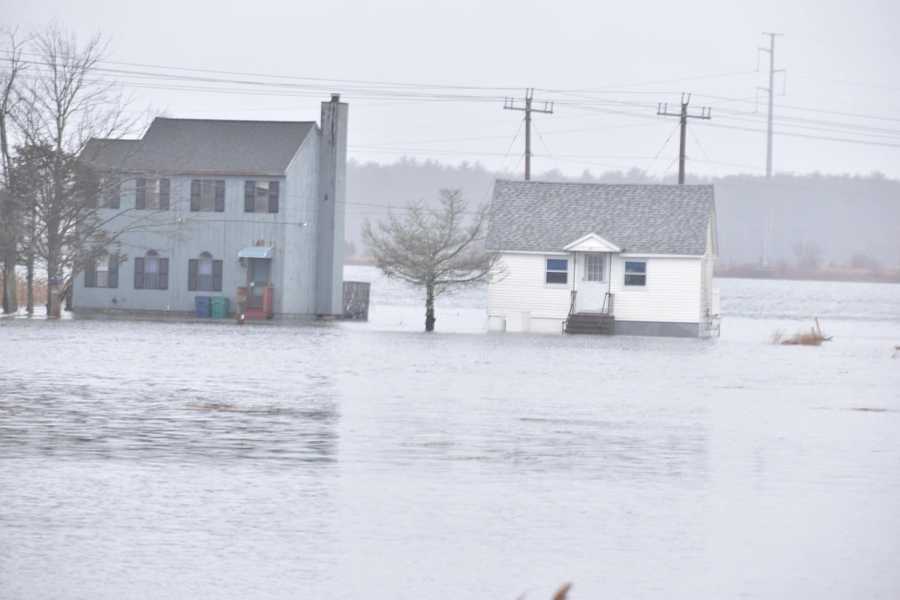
107;181;121;209
159;179;170;210
188;259;198;291
134;257;144;289
212;260;223;292
108;255;119;288
135;178;146;209
85;179;99;209
84;259;97;288
190;180;201;211
268;181;279;213
159;258;169;290
214;180;225;212
244;181;255;212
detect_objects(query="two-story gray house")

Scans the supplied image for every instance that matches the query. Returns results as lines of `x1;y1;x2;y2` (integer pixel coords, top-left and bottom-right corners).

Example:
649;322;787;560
74;94;348;319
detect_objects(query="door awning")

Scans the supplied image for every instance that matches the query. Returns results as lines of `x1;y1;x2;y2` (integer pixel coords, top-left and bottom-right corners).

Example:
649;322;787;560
238;246;274;259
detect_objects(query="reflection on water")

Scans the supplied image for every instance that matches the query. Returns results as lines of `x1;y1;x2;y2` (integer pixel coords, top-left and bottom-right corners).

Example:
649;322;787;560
1;274;899;599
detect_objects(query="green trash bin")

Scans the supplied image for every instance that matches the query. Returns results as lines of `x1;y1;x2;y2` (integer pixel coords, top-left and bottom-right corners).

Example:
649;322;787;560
210;296;230;319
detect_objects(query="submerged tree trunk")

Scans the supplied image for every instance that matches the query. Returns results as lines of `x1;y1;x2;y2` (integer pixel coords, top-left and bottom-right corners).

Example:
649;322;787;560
2;253;16;313
425;283;436;332
46;239;61;318
25;252;33;314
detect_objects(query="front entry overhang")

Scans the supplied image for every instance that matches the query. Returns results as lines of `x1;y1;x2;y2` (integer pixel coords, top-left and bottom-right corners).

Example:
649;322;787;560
238;246;274;259
563;232;621;254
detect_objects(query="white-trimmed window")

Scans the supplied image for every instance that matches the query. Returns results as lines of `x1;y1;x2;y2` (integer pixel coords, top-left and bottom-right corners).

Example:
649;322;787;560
584;254;605;282
96;259;110;288
135;249;169;290
84;254;119;288
135;177;170;210
624;260;647;286
545;258;568;284
244;180;279;213
188;251;223;292
190;179;225;212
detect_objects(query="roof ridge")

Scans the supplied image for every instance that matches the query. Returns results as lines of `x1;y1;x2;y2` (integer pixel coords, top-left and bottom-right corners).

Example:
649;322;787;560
152;117;316;125
495;178;713;189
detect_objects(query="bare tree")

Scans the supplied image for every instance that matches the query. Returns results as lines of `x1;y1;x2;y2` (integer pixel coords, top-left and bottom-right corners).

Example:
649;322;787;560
16;26;135;317
0;28;26;313
363;189;498;332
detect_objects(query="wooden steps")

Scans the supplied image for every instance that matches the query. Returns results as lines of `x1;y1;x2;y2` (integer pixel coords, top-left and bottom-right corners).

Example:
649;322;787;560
564;313;615;335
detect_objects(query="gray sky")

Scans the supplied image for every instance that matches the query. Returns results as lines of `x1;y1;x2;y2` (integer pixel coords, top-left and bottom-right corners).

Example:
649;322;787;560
7;0;900;178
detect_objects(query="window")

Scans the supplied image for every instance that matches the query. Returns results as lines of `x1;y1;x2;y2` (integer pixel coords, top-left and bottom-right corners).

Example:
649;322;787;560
135;177;170;210
84;254;119;289
624;260;647;286
102;179;121;209
188;252;223;292
96;258;110;288
545;258;568;284
134;250;169;290
584;254;605;282
190;179;225;212
244;180;279;213
86;176;120;209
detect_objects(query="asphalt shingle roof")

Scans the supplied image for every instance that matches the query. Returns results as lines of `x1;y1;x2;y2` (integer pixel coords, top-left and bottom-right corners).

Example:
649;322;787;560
486;179;715;255
81;118;315;176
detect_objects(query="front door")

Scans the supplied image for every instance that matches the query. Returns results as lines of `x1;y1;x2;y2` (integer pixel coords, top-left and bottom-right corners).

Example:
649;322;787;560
576;253;608;312
246;258;271;309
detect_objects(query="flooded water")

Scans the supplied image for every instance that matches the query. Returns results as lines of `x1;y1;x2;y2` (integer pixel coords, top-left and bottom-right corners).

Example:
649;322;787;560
1;270;899;599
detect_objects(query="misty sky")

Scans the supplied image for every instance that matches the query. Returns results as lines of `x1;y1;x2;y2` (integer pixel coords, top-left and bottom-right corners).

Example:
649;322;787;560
6;0;900;178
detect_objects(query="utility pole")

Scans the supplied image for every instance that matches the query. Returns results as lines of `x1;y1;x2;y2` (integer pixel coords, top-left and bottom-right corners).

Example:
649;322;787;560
656;93;711;184
758;32;784;266
759;32;783;177
504;88;554;180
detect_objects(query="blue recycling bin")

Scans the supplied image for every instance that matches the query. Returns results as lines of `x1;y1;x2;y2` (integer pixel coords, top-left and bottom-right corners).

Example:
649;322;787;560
194;296;211;318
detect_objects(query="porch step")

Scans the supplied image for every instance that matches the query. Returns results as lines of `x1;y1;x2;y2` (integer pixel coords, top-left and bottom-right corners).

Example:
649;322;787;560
564;313;615;335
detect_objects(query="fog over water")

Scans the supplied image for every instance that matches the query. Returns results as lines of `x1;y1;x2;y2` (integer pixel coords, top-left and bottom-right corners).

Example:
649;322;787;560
1;270;899;599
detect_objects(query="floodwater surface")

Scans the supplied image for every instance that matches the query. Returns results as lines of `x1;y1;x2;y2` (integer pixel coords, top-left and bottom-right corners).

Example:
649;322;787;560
1;272;899;599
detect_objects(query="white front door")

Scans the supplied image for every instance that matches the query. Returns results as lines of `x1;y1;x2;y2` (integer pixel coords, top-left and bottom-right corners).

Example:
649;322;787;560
576;253;608;312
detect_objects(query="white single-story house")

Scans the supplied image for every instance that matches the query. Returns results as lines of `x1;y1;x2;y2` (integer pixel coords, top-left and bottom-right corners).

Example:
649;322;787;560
485;180;720;337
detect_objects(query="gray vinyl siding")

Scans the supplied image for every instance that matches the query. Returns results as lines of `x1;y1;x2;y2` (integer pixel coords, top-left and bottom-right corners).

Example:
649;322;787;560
72;137;321;316
281;131;320;315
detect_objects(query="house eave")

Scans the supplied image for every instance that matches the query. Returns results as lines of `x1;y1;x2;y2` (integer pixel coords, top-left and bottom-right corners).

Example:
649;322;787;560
493;249;704;258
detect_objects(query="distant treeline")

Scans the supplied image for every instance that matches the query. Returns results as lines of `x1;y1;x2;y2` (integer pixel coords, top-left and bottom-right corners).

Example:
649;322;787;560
345;159;900;272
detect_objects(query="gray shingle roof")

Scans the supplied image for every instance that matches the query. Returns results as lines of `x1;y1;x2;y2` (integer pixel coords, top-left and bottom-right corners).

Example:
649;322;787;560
81;118;315;176
486;179;715;255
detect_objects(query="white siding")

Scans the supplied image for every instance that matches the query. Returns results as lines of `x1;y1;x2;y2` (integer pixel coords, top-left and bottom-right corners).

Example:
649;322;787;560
488;253;570;332
489;252;705;332
610;255;702;323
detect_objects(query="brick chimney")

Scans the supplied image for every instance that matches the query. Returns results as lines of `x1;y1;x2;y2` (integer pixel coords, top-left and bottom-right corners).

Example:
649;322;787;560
316;93;348;316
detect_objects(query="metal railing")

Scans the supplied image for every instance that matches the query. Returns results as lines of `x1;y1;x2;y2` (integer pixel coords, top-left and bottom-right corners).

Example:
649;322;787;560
602;292;614;315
